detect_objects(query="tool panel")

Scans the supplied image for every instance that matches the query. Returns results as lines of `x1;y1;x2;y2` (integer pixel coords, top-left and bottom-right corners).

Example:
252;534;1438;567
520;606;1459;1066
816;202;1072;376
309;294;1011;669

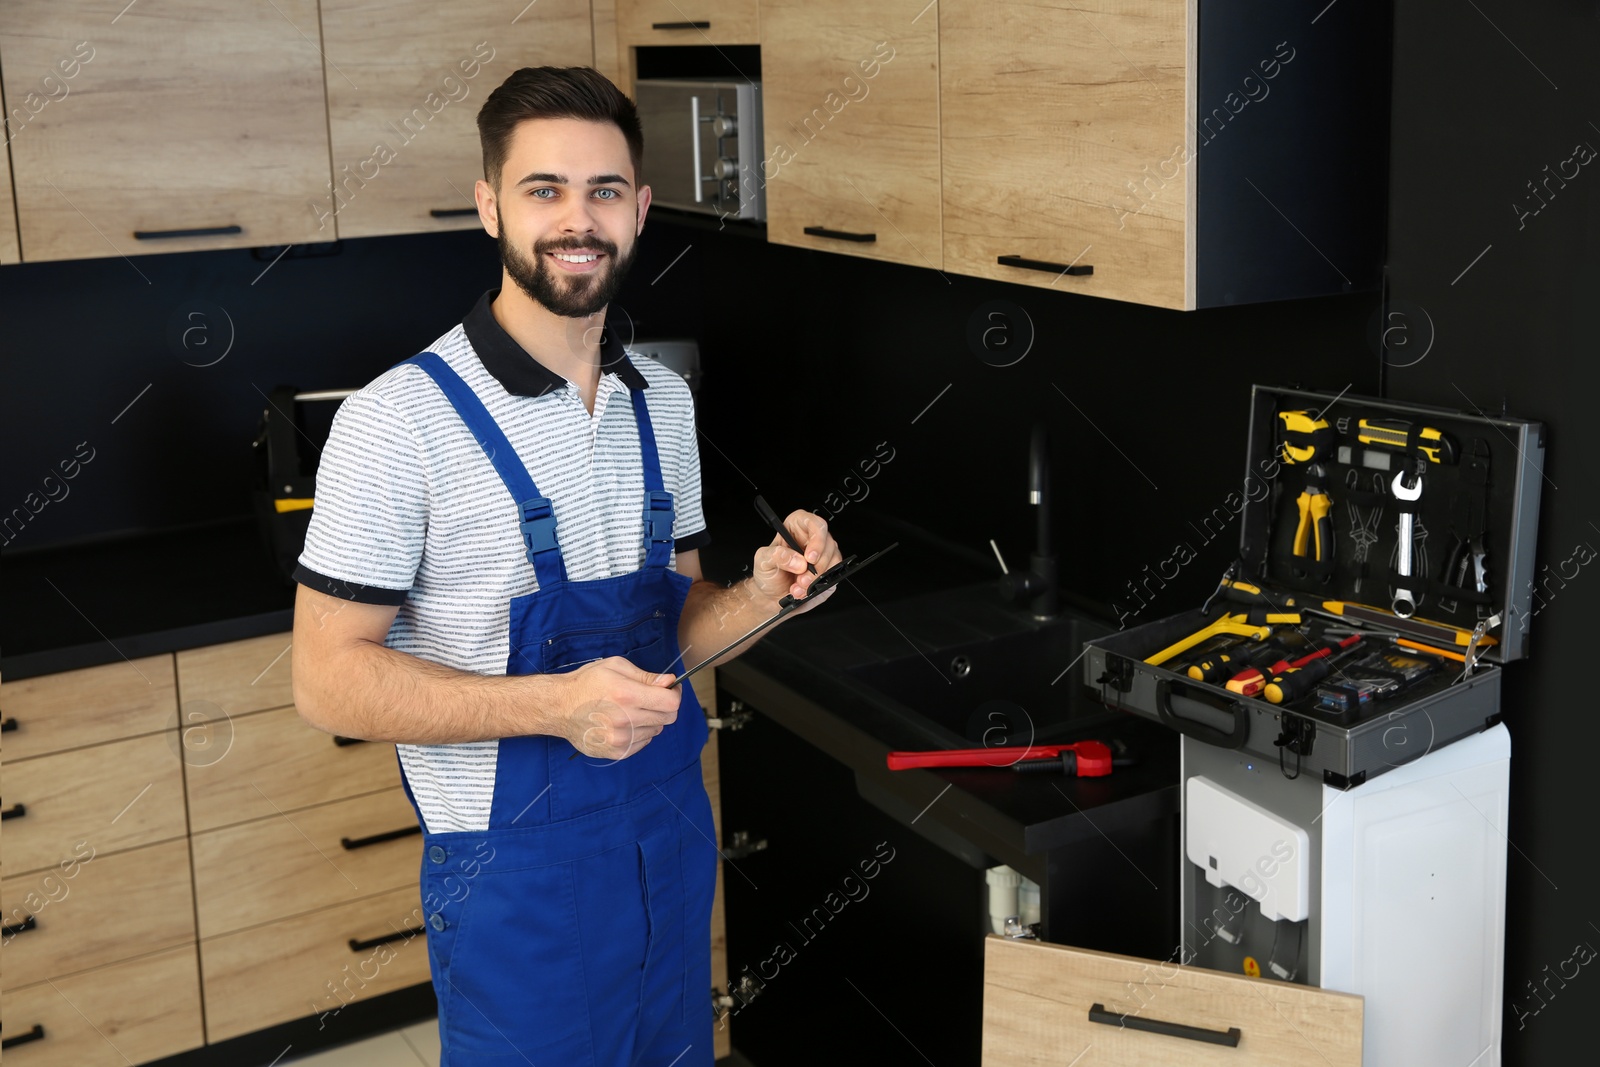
1085;385;1544;787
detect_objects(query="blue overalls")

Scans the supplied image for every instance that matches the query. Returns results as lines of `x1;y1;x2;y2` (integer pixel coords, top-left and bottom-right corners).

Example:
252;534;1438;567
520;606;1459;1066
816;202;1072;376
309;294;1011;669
397;352;717;1067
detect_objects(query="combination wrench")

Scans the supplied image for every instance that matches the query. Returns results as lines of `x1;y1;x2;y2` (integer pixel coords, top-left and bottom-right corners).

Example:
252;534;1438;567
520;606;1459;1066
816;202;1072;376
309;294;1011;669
1391;462;1424;617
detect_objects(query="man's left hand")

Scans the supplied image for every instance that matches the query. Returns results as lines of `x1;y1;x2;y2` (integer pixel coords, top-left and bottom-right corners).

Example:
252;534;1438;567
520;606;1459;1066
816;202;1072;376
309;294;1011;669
750;510;842;609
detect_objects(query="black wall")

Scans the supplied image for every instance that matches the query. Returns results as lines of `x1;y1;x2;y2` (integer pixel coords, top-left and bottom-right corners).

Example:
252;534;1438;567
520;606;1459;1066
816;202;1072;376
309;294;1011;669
1384;1;1599;1060
2;0;1595;1059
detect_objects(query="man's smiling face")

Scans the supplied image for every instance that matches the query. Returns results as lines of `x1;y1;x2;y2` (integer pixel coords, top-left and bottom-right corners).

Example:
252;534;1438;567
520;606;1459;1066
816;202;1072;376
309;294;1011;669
489;117;649;318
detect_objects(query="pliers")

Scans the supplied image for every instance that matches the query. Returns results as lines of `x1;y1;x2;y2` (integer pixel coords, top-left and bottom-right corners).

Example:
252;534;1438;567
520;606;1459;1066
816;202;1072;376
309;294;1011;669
1444;534;1489;596
1293;464;1335;573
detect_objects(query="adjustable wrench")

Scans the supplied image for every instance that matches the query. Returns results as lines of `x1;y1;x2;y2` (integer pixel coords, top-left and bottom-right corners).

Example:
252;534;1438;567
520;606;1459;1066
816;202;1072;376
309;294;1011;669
1391;463;1424;617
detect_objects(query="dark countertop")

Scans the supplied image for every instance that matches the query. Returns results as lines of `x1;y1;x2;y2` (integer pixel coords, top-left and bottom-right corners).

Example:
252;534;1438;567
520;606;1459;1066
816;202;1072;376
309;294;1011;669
2;518;296;680
715;578;1180;885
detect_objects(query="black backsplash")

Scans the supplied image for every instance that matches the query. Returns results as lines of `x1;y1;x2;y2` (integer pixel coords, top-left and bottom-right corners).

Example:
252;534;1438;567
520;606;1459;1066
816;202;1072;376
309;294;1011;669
1;209;1380;639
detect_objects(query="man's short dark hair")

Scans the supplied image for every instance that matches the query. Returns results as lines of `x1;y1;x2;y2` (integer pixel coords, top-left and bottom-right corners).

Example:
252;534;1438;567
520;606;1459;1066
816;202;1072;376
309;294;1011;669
477;67;644;190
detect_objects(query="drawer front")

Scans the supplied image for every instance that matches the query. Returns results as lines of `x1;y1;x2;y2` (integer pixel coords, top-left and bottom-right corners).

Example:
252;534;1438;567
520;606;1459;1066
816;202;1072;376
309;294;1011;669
616;0;757;44
193;787;422;938
982;936;1362;1066
0;945;203;1065
2;732;187;876
0;656;176;759
2;840;196;988
175;632;295;718
185;706;402;832
201;883;430;1042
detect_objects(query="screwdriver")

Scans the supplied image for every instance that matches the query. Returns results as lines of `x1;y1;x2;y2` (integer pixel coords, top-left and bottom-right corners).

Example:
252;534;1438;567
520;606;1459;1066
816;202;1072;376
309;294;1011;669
1263;641;1366;704
1187;639;1292;684
1228;635;1362;697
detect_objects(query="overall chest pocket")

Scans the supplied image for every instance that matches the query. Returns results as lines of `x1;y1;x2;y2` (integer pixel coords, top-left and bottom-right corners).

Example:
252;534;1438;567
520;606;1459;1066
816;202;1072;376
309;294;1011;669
541;608;669;674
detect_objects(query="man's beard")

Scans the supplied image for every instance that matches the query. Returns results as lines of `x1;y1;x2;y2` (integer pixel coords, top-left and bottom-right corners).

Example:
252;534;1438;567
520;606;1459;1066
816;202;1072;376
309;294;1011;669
499;228;638;318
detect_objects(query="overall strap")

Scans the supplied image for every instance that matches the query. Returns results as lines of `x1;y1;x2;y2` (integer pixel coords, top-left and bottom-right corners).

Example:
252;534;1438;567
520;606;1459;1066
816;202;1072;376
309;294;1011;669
402;352;566;586
629;388;676;569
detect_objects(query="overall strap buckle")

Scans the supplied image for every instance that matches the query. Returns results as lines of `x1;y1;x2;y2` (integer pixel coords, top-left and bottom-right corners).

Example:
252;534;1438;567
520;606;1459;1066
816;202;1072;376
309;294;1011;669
519;497;559;562
644;490;676;543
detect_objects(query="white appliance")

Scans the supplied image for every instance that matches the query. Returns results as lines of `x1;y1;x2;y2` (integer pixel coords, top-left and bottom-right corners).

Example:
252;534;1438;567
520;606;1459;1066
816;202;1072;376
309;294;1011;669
1181;725;1510;1065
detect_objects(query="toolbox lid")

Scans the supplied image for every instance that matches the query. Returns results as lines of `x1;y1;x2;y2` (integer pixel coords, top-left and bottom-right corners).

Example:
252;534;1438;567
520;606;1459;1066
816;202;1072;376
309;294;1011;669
1238;385;1546;665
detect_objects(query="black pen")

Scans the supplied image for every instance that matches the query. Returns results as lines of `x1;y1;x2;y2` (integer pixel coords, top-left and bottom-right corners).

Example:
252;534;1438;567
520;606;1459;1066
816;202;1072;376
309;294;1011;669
754;495;817;574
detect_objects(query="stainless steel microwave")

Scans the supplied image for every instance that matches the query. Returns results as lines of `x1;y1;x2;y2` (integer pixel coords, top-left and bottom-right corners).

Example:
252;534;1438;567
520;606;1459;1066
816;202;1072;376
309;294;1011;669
634;79;765;221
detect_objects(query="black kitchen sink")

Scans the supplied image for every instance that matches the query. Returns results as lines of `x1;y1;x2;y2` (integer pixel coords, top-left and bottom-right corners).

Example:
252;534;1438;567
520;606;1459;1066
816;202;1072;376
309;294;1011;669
777;582;1121;746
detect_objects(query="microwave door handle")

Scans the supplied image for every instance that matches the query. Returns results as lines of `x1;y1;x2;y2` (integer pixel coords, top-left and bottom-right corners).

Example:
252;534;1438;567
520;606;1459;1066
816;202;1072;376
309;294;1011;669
690;95;704;204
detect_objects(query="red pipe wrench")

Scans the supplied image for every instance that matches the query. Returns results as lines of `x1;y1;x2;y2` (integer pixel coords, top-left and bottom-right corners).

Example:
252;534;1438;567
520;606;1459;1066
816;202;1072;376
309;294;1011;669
886;740;1113;776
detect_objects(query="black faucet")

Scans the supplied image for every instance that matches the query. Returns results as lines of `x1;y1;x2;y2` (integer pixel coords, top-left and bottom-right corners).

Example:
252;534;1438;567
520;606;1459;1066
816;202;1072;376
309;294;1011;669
998;422;1059;620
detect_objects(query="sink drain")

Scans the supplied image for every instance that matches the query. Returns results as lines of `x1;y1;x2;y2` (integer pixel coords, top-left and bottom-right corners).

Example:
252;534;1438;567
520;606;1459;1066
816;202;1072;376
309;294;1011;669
950;654;973;679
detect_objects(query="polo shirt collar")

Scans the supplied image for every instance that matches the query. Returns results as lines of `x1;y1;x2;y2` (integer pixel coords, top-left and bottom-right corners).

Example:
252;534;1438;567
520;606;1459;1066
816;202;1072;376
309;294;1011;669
463;288;649;397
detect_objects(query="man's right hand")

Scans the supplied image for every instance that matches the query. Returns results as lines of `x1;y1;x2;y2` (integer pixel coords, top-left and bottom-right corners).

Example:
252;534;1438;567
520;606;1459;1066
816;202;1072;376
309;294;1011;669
557;657;683;760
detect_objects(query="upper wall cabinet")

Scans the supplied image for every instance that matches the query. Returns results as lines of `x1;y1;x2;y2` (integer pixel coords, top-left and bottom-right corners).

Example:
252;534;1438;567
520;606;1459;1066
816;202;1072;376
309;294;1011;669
1;137;18;265
760;1;940;269
939;0;1387;310
320;0;593;241
0;1;333;263
617;0;758;47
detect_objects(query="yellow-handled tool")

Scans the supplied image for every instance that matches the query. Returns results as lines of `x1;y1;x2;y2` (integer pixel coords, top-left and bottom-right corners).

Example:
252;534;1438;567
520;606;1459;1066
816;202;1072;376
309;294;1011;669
1146;611;1301;667
1278;410;1333;465
1358;418;1457;464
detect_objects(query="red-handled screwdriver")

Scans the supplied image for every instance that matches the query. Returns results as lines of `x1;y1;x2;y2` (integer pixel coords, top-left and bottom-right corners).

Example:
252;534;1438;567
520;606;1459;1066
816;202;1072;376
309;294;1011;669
1226;635;1362;697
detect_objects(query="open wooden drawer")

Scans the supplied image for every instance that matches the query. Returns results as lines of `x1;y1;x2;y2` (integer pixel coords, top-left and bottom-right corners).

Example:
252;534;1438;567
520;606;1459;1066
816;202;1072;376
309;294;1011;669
982;936;1363;1065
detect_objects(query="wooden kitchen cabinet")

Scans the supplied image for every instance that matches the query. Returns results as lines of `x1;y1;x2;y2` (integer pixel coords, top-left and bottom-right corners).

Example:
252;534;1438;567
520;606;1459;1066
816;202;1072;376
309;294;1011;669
2;732;187;876
192;786;421;938
1;654;176;760
0;0;332;263
1;136;18;265
940;0;1186;307
617;0;758;47
760;0;940;269
1;633;732;1059
319;0;593;240
185;704;403;833
593;0;625;86
0;946;204;1066
939;0;1386;309
982;936;1363;1065
200;882;430;1042
176;631;295;717
1;839;196;990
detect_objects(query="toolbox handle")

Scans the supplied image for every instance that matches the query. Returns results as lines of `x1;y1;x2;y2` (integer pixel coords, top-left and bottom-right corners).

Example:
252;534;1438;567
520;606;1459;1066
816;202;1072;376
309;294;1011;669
1154;679;1249;749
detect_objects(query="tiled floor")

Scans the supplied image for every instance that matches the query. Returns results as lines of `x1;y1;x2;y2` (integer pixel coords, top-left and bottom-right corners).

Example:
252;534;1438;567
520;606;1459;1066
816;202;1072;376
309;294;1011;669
281;1018;440;1066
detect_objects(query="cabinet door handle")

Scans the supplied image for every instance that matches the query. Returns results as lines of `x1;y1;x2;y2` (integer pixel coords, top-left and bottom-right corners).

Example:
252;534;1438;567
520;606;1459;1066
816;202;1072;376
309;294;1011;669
652;21;710;30
997;254;1093;277
333;735;368;747
2;716;18;732
1088;1003;1241;1046
3;915;38;937
803;226;876;243
429;207;478;218
690;95;706;204
341;825;422;850
349;925;426;952
133;225;243;240
1;802;25;820
2;1024;46;1049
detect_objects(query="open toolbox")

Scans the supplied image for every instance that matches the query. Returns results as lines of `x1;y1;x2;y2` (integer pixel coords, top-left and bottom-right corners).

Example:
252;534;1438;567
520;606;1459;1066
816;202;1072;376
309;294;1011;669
1084;384;1546;787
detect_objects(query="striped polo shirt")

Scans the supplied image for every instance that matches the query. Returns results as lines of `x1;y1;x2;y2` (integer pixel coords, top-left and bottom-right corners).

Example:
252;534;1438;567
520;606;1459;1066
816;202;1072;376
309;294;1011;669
295;289;709;833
